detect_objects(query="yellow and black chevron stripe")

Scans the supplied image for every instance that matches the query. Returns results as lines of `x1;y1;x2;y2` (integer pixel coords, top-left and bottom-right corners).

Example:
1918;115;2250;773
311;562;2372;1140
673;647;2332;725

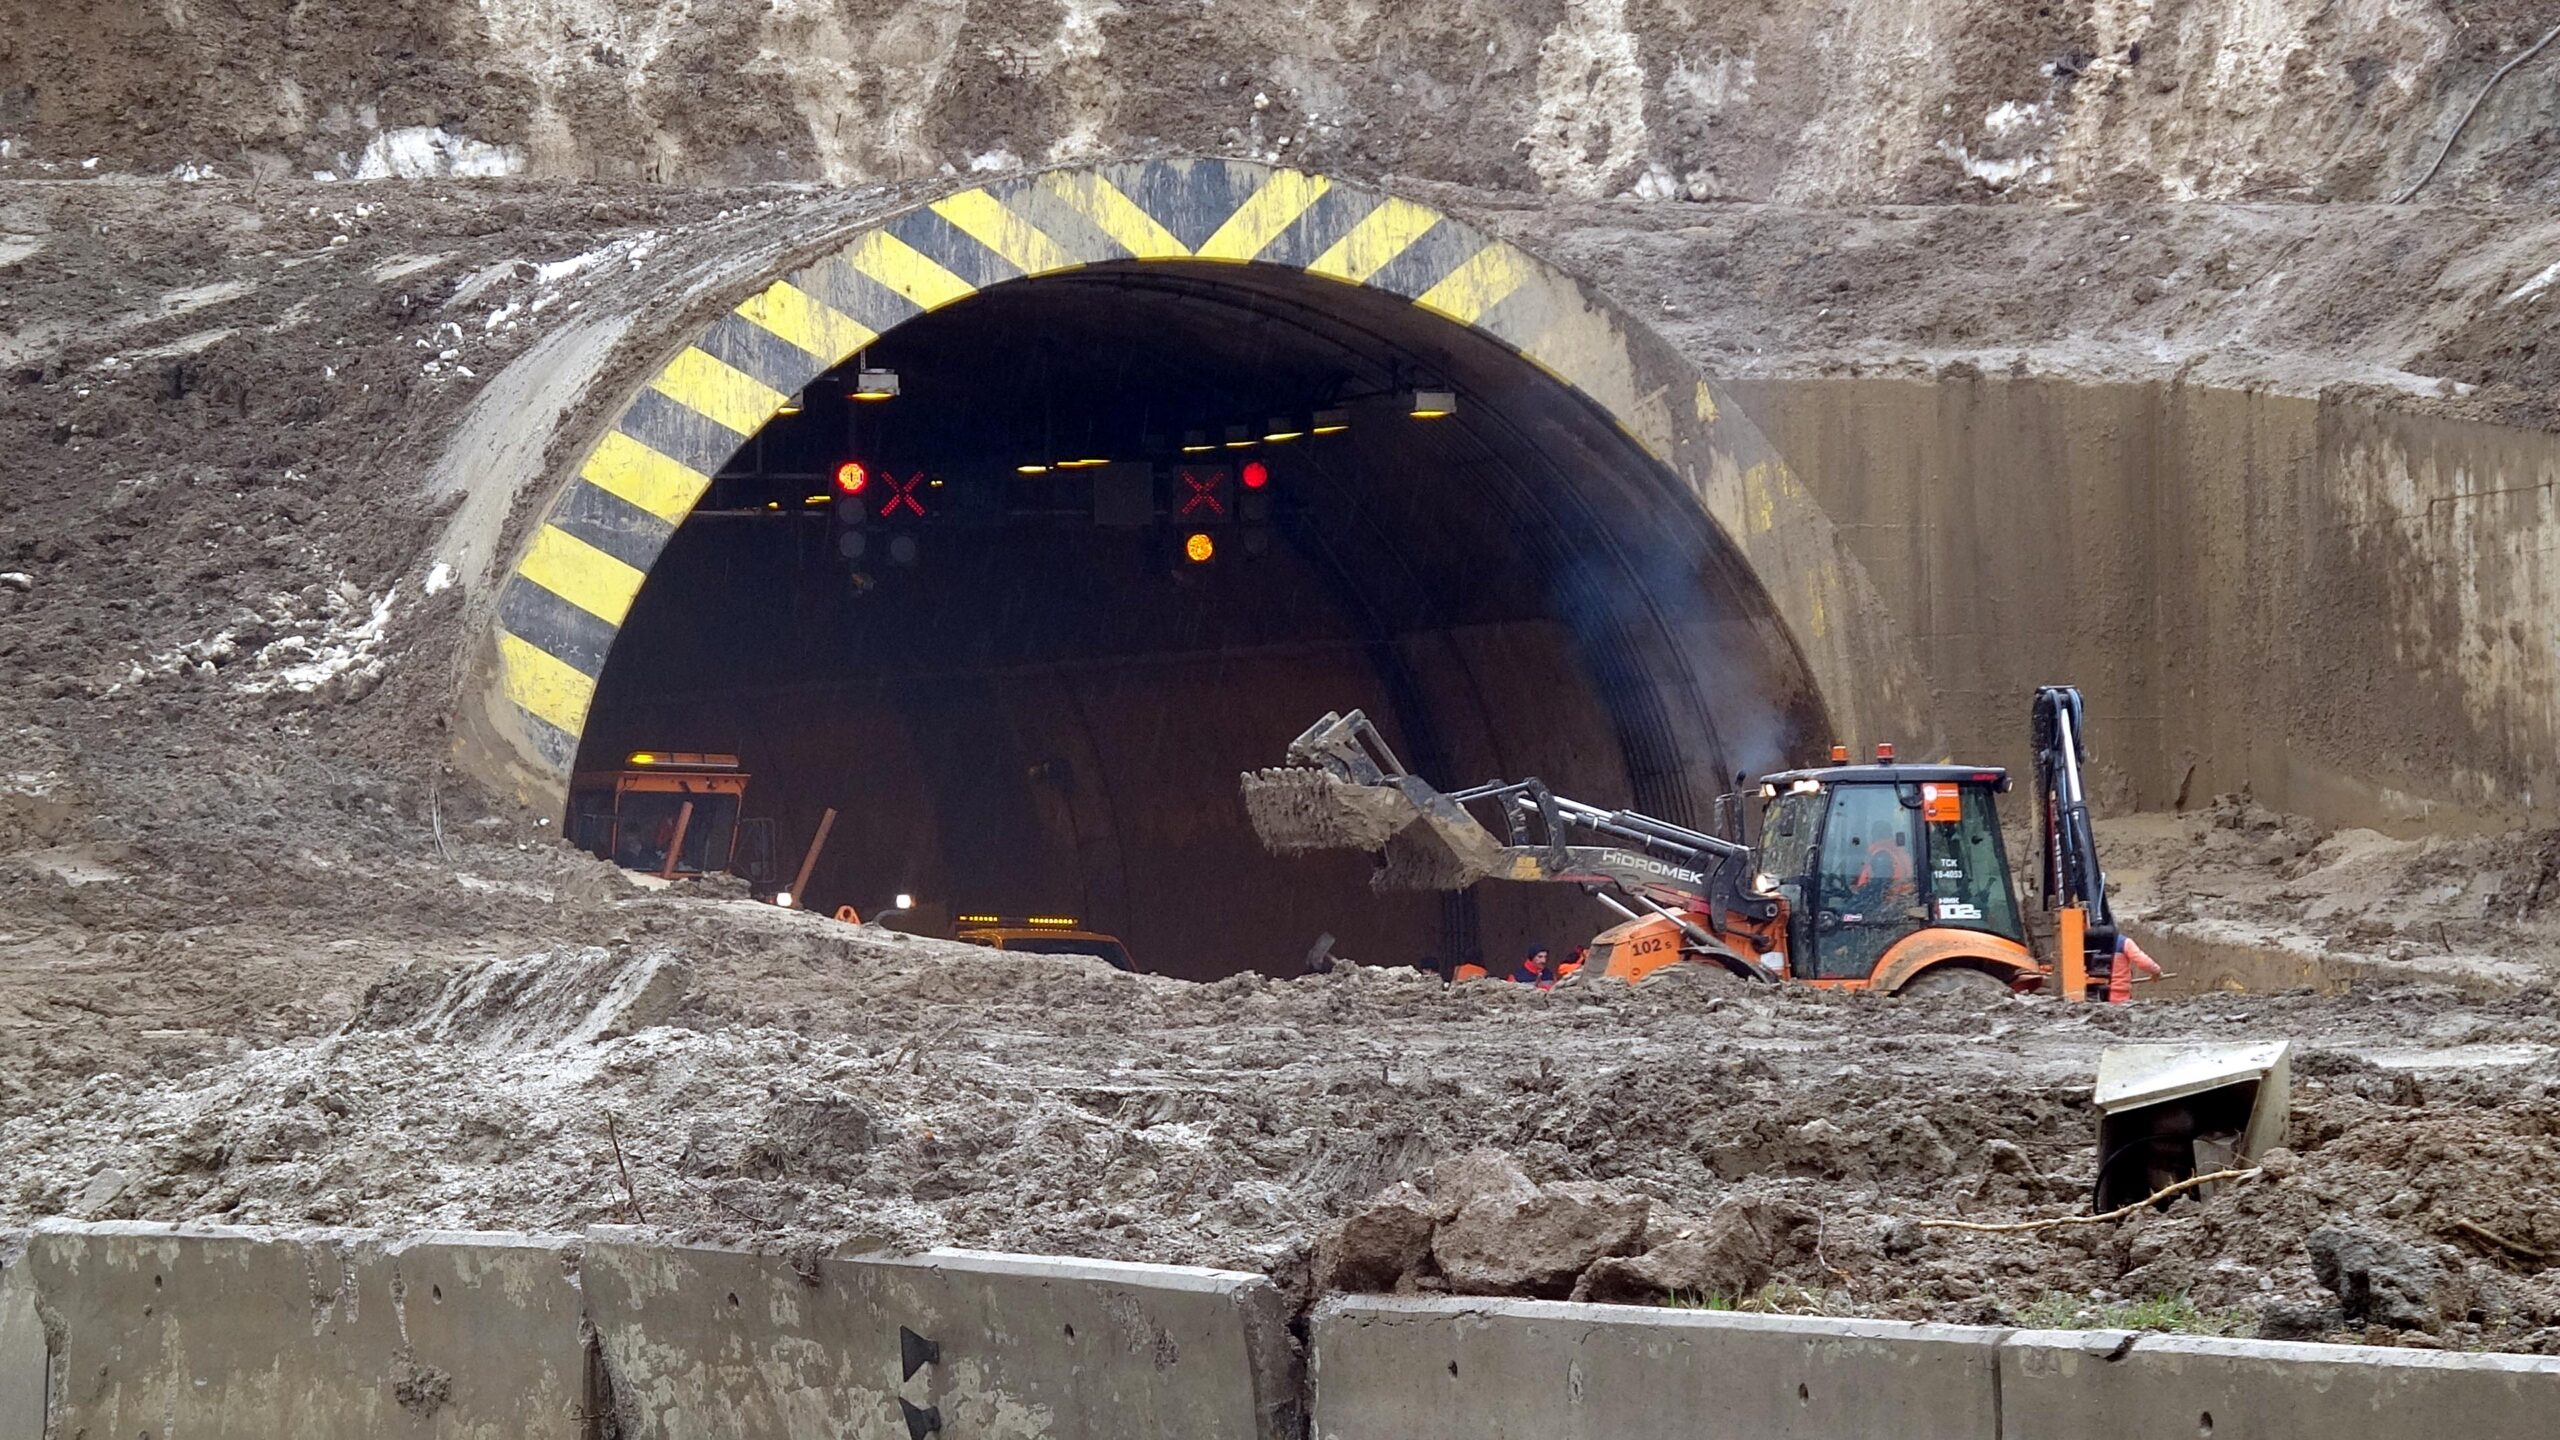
492;158;1647;774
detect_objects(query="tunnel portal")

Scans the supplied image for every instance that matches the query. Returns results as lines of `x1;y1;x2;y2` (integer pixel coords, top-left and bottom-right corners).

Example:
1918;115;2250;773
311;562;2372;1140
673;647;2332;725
470;160;1857;979
575;265;1809;976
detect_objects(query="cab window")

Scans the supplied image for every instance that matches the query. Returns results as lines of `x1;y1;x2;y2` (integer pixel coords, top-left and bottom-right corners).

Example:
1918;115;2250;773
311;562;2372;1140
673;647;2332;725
1919;782;2022;941
1812;783;1920;978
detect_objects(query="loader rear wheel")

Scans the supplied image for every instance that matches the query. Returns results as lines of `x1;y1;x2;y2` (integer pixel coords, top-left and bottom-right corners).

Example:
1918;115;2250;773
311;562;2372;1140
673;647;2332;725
1896;966;2015;1001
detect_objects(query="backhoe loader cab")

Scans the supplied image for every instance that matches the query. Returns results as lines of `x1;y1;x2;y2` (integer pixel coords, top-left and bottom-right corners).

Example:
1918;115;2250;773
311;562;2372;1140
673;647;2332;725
1741;762;2031;990
568;751;777;885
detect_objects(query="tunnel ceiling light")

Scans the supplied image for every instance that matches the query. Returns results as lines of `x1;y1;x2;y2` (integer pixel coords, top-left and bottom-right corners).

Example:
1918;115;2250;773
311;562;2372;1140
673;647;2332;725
1311;407;1351;435
1057;457;1111;469
1183;531;1217;564
833;460;870;496
1222;425;1256;450
1180;429;1215;454
851;368;901;401
776;388;806;416
803;494;833;506
1016;462;1052;475
1406;388;1457;420
1262;415;1305;443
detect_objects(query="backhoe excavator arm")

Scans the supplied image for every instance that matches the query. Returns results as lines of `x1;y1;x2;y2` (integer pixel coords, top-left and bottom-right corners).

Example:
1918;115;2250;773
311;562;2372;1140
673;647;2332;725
1241;711;1777;942
2031;685;2118;997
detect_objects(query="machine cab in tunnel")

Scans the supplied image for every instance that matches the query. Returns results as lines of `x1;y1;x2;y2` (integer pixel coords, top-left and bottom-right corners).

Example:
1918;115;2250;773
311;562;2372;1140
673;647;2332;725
569;752;776;885
1754;760;2025;985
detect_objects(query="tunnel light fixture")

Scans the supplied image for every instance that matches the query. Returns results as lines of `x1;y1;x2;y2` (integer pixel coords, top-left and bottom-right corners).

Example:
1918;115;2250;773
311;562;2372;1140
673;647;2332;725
1180;430;1216;454
803;494;832;506
1262;415;1306;443
1312;407;1351;435
851;368;900;402
776;388;806;416
1222;425;1256;450
1057;457;1111;470
629;752;659;766
1406;388;1457;420
1016;462;1052;475
1183;531;1217;564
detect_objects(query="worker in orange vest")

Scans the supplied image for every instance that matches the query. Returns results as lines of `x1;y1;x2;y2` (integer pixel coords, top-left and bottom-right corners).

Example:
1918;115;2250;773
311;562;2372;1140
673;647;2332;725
2107;932;2163;1003
1853;831;1918;911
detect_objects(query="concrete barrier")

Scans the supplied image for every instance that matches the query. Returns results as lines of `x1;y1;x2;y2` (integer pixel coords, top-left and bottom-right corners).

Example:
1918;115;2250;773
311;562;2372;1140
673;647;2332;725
2001;1327;2560;1439
21;1222;589;1439
1310;1296;2005;1440
583;1234;1298;1440
1;1234;43;1440
17;1223;2560;1440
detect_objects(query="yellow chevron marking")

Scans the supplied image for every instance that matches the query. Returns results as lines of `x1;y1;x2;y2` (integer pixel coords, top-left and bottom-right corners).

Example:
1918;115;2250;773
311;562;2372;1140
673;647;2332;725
647;346;785;435
844;229;978;313
1195;169;1331;263
930;188;1081;278
1305;196;1440;284
516;524;647;627
735;280;877;366
498;630;598;738
1414;242;1535;326
579;431;712;525
1038;171;1190;259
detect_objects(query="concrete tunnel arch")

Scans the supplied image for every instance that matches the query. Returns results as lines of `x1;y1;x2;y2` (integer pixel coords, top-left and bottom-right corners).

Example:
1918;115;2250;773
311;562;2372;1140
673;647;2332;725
450;158;1932;962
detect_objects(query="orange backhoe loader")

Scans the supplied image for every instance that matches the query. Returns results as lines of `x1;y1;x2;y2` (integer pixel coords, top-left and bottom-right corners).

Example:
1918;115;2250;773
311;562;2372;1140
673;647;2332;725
568;751;836;907
1242;687;2127;999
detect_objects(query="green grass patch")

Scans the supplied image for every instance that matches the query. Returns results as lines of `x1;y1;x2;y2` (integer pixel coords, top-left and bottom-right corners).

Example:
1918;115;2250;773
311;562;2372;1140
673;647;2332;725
2016;1291;2251;1336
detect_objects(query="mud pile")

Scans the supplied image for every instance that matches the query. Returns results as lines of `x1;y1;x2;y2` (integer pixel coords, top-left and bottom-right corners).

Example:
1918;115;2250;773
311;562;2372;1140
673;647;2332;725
7;874;2559;1351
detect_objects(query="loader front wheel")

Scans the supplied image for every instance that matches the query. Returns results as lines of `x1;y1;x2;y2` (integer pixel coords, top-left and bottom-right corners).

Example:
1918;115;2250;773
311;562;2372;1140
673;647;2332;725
1896;966;2015;1001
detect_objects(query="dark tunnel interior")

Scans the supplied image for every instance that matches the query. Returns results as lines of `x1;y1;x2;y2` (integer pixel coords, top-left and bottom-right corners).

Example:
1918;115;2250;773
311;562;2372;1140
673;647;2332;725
574;263;1822;979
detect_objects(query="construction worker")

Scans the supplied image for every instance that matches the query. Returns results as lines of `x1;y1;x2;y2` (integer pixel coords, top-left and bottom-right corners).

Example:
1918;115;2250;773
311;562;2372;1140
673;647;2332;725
1510;948;1551;985
1453;959;1490;983
1556;946;1588;982
1853;830;1918;912
2107;931;2163;1003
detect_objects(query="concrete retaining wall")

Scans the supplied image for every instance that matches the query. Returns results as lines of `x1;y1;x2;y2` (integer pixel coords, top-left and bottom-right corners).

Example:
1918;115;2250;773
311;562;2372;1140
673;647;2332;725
13;1225;2560;1439
0;1236;42;1440
584;1235;1297;1440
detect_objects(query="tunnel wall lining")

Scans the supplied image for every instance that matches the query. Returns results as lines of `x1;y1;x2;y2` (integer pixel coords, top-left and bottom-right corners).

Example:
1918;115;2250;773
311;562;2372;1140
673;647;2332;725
453;157;1926;809
14;1226;2559;1440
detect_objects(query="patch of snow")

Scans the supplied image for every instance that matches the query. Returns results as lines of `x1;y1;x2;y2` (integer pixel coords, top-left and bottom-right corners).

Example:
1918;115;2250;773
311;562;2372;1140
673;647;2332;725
968;148;1021;173
351;127;524;182
2501;259;2560;307
1984;101;2042;137
169;162;219;182
312;170;338;182
1936;138;2051;191
424;563;455;595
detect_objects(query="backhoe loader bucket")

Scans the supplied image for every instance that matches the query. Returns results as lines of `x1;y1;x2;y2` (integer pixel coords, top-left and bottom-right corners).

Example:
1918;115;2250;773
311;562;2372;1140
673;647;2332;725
1239;712;1509;891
